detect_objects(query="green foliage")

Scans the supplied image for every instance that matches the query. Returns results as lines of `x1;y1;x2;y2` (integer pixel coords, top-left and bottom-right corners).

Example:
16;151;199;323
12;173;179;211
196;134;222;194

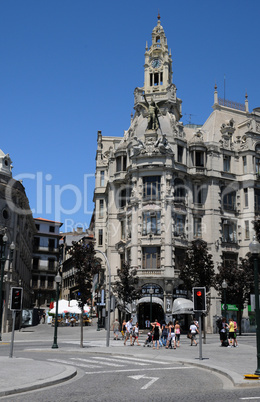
179;239;216;292
215;255;254;310
70;240;97;309
113;262;141;314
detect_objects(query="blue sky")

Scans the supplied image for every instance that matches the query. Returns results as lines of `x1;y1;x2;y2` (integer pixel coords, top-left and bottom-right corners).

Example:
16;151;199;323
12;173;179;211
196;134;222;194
1;1;259;232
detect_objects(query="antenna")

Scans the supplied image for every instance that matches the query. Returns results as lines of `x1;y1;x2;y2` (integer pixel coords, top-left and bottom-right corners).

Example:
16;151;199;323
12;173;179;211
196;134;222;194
184;113;196;125
224;74;226;102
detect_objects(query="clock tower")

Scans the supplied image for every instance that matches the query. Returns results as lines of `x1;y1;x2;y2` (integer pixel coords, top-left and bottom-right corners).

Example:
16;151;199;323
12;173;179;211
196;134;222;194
144;13;173;93
134;14;182;121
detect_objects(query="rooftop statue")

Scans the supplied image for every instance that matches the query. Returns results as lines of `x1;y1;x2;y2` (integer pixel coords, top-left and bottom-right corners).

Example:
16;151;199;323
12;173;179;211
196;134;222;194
155;133;173;154
143;93;160;131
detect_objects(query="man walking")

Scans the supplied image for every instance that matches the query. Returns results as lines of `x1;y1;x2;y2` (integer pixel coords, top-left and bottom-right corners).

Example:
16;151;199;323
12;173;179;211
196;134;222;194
124;318;133;346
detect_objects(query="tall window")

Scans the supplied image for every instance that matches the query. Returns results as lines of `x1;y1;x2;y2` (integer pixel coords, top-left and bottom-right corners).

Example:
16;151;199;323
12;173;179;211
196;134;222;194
192;151;205;167
243;156;247;173
223;155;231;172
100;171;105;186
177;145;184;163
48;258;55;270
174;214;185;236
223;191;236;211
48;239;55;250
116;155;127;172
255;189;260;213
222;220;237;243
193;217;202;238
174;178;185;202
142;247;161;269
99;199;104;217
121;220;126;239
98;229;103;246
49;226;55;233
256;157;260;175
244;188;248;208
143;176;161;201
142;211;161;235
245;220;250;239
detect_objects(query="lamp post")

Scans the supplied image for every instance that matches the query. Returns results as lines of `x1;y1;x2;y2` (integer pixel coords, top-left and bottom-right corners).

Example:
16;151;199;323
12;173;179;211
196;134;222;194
52;272;61;349
249;235;260;375
149;287;153;325
0;228;15;341
95;250;111;347
222;279;228;320
97;291;101;331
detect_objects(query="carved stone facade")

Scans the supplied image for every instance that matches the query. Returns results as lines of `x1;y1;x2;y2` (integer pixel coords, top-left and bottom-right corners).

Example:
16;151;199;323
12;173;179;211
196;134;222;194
93;16;260;332
0;149;35;333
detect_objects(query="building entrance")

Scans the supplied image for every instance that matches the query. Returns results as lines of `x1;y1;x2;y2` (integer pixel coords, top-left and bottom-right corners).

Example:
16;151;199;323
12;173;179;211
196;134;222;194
138;302;164;329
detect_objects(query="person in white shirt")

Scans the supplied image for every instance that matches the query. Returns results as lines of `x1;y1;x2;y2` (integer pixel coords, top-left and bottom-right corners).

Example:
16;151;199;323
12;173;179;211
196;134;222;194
124;318;133;346
189;321;199;346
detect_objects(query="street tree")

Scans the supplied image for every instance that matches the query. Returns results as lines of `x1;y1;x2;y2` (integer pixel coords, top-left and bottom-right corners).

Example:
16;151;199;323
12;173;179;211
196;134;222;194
215;256;254;335
113;262;141;321
179;239;216;341
70;240;97;347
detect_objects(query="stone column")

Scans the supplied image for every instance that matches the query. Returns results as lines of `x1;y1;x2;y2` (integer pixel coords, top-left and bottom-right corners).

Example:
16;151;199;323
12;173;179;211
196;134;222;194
131;200;139;269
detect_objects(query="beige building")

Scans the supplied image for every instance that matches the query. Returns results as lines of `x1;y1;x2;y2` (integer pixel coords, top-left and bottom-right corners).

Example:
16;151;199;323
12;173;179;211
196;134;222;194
93;16;260;331
32;218;62;308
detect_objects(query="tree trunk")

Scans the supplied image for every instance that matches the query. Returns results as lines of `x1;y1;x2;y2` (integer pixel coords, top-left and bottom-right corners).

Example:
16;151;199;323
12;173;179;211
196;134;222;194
80;312;84;348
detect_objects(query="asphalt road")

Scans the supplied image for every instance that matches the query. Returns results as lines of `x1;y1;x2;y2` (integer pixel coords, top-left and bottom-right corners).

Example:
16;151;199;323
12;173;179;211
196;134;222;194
1;324;260;401
0;346;259;401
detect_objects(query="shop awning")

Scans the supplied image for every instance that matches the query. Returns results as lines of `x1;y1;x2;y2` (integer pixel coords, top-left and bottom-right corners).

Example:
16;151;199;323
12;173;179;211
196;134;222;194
172;298;194;315
136;296;164;307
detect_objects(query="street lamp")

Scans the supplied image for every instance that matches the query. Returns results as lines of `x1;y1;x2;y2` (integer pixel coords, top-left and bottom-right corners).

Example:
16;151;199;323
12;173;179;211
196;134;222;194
0;228;15;341
95;250;111;347
249;235;260;375
149;287;153;325
222;279;228;320
52;272;61;349
97;291;101;331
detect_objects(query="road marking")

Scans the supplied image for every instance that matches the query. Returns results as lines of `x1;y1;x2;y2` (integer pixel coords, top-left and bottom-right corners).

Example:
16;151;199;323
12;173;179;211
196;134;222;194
110;355;171;365
129;374;159;390
85;366;192;375
70;357;124;367
240;398;260;400
48;358;102;368
92;357;149;366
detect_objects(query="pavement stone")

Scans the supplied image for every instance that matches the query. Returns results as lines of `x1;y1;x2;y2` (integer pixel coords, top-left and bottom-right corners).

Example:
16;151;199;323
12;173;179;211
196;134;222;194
0;322;260;396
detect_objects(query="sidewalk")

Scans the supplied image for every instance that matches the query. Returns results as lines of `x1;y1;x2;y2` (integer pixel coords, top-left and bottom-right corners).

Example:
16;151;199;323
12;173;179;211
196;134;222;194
0;322;260;396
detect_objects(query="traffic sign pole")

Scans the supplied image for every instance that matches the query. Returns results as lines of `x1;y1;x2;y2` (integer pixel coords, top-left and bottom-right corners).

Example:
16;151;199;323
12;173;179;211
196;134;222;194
9;310;16;358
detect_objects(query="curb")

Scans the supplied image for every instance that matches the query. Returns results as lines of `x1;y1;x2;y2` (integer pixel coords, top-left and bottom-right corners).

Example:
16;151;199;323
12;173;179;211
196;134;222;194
0;364;77;397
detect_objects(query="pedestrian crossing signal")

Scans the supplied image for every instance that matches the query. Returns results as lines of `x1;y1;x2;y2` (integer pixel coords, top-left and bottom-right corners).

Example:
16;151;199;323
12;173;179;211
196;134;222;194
10;287;23;311
193;287;206;312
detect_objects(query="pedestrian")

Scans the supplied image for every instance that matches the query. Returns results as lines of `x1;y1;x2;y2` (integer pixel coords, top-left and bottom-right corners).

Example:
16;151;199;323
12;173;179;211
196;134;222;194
145;318;150;328
161;321;168;346
219;317;228;347
174;320;181;347
113;318;120;340
166;321;176;349
124;318;133;346
228;318;236;347
42;310;46;324
151;319;161;350
121;319;126;339
132;322;141;346
189;321;199;346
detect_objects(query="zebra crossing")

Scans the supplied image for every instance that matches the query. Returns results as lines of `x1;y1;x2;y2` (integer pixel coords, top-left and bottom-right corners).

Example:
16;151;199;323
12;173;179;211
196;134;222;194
48;355;172;374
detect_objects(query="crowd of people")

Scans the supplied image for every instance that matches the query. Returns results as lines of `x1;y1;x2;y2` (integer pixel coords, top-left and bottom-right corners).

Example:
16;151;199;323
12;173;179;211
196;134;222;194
112;318;200;349
218;317;238;347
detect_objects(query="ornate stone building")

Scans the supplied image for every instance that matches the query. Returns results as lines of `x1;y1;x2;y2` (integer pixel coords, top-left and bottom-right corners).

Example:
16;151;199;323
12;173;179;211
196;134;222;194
93;16;260;331
0;149;35;333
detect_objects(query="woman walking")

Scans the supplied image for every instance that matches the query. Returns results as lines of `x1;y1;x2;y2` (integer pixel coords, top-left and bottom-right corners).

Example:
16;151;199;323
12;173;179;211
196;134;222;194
166;321;176;349
151;319;160;350
132;322;141;346
174;320;181;347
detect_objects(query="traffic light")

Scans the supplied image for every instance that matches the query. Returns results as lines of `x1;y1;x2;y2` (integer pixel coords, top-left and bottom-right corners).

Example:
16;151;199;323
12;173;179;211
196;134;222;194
10;287;23;311
193;287;206;312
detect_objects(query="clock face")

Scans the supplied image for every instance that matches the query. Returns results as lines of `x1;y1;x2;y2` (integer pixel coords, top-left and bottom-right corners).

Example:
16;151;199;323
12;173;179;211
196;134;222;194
151;58;161;68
